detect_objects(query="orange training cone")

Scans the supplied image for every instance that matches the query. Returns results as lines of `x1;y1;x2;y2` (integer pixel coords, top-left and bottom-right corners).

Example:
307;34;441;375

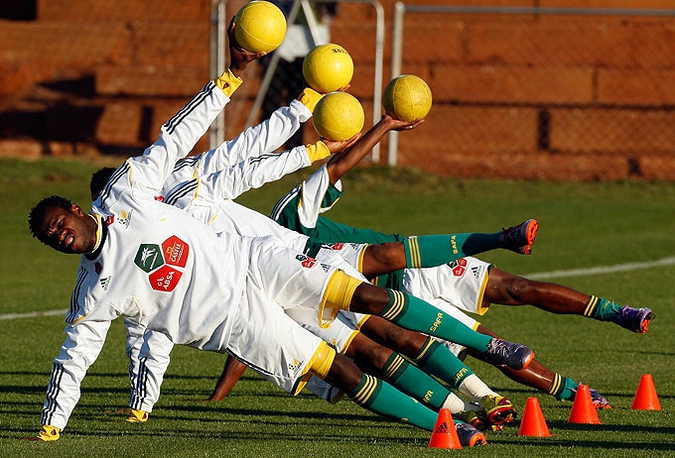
568;384;602;424
632;374;661;410
428;408;462;449
518;397;552;437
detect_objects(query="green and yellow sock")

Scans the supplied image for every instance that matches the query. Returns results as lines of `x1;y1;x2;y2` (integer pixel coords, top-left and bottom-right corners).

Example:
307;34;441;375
548;373;577;401
381;352;451;410
412;337;475;389
583;295;622;322
346;373;437;431
379;290;493;351
404;233;503;268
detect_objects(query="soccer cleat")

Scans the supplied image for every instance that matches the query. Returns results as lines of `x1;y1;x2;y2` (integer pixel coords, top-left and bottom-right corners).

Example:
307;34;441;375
454;404;487;431
36;425;61;441
126;409;149;423
484;338;535;370
455;422;488;447
501;219;539;255
571;384;612;409
613;305;654;334
480;394;517;425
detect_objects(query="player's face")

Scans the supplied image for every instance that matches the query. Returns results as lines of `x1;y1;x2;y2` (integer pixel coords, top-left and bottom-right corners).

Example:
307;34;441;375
39;205;96;254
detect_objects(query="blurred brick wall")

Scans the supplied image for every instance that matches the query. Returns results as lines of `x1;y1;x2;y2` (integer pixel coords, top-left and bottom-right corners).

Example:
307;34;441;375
1;0;674;181
0;0;216;158
366;0;675;181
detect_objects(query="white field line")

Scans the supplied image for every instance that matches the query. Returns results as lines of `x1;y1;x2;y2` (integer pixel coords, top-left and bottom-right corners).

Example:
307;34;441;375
526;256;675;280
2;256;674;321
0;308;68;321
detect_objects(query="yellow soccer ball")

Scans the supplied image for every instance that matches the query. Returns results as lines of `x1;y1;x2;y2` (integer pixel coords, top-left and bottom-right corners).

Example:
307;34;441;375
382;74;433;122
313;92;364;141
302;43;354;93
234;1;287;53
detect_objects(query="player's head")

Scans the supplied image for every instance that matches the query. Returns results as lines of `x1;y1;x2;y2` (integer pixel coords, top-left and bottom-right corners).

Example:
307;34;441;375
90;167;117;200
28;195;97;254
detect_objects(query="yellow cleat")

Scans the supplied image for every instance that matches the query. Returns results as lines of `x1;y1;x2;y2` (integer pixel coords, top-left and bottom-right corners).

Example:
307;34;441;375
126;409;149;423
481;395;517;426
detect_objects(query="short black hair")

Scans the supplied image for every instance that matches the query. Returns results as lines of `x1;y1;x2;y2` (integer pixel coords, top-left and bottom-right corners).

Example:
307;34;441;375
90;167;117;200
28;195;73;242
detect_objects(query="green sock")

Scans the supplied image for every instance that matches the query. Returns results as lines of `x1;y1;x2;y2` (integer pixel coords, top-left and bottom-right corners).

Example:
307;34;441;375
584;295;622;322
381;352;451;410
404;233;503;268
380;290;493;351
347;373;437;431
548;373;577;401
412;337;475;389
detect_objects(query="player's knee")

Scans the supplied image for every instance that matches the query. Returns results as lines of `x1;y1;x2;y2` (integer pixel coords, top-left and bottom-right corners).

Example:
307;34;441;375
363;243;406;277
505;275;535;300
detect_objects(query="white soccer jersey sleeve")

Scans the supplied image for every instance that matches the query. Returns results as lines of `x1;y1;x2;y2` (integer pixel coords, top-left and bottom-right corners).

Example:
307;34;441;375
272;164;344;230
164;146;312;207
118;82;230;198
41;320;112;430
165;98;312;189
125;319;174;413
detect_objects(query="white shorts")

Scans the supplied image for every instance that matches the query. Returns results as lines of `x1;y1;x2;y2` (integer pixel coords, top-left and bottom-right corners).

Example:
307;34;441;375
402;257;492;356
225;237;345;394
279;245;368;326
285;308;367;354
227;284;326;394
402;257;492;316
315;242;368;274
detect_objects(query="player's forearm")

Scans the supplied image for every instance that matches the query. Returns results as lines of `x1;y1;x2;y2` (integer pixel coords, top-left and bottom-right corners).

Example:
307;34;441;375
205;147;312;200
130;81;230;194
41;362;82;430
41;321;111;430
326;119;391;182
130;330;174;412
209;356;248;401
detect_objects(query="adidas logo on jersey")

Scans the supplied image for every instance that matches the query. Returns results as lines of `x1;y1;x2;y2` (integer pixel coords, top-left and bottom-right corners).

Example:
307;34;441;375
470;265;482;279
99;276;111;291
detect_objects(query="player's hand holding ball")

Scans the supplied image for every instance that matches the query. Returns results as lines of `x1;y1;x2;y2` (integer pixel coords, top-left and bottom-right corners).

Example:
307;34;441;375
383;74;433;122
381;113;425;132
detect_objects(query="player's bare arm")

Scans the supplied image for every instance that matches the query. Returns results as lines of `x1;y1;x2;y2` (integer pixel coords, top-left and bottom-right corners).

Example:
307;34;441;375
325;114;424;184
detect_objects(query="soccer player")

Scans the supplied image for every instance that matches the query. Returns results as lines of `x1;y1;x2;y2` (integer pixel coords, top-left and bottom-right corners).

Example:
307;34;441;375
27;42;538;444
88;116;535;434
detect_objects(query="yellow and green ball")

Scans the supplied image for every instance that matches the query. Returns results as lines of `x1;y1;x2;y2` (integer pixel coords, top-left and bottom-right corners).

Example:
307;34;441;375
313;92;364;141
303;43;354;93
234;1;287;53
383;74;433;122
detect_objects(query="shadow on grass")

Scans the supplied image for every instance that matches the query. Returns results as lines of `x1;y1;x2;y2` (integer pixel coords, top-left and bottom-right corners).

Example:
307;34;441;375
498;437;675;452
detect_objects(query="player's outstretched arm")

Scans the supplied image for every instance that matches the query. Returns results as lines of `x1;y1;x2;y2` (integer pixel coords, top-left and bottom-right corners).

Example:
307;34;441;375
24;320;113;441
325;114;424;183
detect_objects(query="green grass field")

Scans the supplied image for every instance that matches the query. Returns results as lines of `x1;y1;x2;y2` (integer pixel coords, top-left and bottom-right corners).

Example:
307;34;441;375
1;157;674;457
